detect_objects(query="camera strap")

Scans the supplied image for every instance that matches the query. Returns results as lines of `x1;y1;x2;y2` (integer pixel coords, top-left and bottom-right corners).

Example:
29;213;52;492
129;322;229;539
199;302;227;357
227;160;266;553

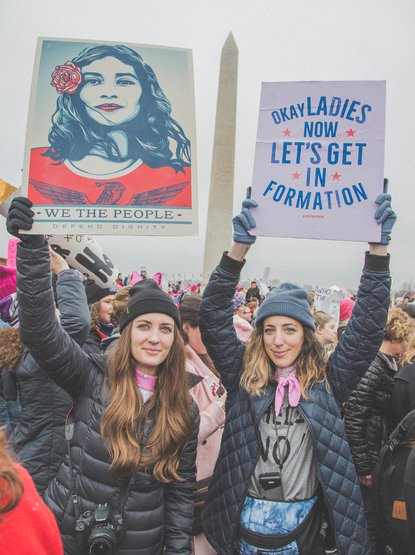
273;404;295;500
65;407;81;520
64;404;157;520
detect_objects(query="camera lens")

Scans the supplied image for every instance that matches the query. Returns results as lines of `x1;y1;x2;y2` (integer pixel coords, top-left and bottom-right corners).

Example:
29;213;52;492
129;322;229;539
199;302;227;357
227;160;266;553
88;528;116;555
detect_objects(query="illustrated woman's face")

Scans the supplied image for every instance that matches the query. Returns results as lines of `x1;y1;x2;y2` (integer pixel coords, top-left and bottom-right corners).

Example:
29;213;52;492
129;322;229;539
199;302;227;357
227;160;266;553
263;315;305;369
98;295;115;324
79;56;142;126
130;313;175;375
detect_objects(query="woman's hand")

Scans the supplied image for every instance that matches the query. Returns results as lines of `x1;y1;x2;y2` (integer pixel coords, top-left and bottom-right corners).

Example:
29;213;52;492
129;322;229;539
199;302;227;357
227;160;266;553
369;178;397;255
6;197;44;248
232;197;258;245
6;197;34;239
229;194;258;261
49;246;70;274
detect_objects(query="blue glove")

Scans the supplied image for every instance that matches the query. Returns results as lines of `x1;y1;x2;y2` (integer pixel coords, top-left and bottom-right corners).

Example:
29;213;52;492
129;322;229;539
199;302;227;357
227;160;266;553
374;180;397;245
232;198;258;244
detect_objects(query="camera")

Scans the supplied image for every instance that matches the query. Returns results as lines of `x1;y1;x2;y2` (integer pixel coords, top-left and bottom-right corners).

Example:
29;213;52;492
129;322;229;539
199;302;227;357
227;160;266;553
259;472;281;491
75;503;124;554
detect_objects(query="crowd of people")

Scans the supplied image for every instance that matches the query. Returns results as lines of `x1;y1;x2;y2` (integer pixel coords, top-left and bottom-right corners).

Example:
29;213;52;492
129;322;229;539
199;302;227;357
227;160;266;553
0;189;414;555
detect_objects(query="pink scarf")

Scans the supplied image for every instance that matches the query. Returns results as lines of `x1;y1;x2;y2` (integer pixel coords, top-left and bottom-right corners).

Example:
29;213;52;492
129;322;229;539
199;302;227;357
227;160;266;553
274;367;301;417
135;369;158;392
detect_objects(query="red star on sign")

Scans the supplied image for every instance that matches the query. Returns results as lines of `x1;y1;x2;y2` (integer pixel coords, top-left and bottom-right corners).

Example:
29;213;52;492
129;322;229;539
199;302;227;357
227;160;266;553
346;128;356;137
332;172;341;181
292;172;301;180
283;128;291;137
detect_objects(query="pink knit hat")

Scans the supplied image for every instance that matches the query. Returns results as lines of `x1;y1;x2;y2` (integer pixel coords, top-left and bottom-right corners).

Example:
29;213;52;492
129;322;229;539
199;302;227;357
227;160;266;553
339;299;356;322
0;266;16;300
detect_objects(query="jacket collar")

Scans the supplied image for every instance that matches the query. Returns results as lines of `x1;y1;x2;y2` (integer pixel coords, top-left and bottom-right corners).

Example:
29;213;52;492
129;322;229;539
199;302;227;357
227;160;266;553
250;383;275;425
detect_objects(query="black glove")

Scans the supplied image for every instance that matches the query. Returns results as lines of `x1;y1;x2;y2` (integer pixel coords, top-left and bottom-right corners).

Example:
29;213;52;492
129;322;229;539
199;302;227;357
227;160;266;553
6;197;45;247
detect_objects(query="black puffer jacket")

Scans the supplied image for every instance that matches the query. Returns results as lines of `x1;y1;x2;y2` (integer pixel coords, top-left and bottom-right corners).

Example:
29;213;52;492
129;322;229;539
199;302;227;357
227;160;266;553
17;240;199;555
11;266;90;495
200;252;390;555
392;361;415;424
83;328;103;354
344;351;397;476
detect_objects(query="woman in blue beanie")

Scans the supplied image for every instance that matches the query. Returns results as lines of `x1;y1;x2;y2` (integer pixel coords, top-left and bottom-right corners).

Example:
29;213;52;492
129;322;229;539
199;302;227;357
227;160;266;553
199;191;396;555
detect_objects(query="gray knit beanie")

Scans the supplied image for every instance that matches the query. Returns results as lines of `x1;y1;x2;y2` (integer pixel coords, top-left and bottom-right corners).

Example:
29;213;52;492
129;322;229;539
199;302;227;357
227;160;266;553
255;282;315;330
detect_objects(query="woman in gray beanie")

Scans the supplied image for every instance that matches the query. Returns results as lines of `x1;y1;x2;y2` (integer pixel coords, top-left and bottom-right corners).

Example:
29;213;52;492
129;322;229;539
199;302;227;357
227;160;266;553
199;190;396;555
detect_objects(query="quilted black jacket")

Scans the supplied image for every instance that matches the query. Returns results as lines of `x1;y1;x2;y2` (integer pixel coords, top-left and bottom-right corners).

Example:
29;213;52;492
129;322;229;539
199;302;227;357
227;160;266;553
200;252;391;555
11;267;90;495
16;240;199;555
392;361;415;424
344;352;397;476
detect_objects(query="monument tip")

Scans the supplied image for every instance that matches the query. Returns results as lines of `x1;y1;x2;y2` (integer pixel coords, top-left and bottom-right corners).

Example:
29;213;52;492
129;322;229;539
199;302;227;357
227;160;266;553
224;32;237;49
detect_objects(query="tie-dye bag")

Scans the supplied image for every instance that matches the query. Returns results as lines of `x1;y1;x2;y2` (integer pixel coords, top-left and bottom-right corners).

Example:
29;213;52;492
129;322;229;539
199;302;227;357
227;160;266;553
236;495;322;555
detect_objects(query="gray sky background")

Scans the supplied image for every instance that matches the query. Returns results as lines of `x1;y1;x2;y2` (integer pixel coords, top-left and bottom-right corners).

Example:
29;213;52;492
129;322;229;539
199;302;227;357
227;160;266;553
1;0;414;291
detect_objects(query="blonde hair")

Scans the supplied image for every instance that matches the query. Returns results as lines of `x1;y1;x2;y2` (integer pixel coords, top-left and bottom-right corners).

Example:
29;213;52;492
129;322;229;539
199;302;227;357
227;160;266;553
384;308;415;342
314;311;333;329
241;326;328;397
401;331;415;365
100;322;194;483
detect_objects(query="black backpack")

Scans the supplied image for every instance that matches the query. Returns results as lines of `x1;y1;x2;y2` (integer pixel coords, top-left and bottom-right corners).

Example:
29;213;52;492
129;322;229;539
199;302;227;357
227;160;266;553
372;408;415;554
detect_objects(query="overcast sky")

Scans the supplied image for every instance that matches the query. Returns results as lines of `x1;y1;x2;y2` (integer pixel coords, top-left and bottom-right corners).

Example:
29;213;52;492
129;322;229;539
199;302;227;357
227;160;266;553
1;0;414;291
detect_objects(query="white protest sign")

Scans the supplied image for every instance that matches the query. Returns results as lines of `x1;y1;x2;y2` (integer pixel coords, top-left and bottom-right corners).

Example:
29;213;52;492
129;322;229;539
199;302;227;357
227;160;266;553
45;234;119;288
251;81;386;241
22;38;197;236
314;285;345;325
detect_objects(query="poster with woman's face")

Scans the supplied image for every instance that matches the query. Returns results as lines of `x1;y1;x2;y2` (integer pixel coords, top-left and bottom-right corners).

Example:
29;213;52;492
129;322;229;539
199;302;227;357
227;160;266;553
22;37;197;236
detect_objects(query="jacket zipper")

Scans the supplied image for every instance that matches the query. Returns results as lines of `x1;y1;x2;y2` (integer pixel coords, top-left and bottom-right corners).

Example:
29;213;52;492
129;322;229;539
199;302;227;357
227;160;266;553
230;393;275;551
296;404;340;555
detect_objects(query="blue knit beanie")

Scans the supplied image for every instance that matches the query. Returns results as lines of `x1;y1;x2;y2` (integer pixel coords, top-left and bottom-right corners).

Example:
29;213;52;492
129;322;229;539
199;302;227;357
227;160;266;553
255;282;315;330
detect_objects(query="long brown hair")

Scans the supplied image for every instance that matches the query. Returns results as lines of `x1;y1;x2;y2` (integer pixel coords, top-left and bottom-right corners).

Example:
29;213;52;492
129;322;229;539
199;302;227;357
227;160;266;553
0;428;24;518
100;322;194;482
89;301;103;331
241;325;328;397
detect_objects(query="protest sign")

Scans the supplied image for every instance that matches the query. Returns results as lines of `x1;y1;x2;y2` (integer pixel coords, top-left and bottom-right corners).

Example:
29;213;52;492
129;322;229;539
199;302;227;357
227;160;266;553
251;81;386;242
46;234;119;288
22;38;197;236
7;240;19;269
314;285;347;325
0;180;19;218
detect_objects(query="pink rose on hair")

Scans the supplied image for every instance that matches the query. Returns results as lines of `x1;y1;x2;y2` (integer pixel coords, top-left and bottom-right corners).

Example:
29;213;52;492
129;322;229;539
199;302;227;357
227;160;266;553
51;62;82;94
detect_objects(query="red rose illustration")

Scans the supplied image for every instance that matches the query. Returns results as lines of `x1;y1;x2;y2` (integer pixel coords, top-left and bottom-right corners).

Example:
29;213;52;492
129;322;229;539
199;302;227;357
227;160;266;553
51;62;82;94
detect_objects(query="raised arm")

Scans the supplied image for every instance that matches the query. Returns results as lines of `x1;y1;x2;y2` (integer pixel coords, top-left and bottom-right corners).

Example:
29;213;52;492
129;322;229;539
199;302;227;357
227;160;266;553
199;198;257;392
7;198;99;398
329;184;395;402
51;248;91;346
